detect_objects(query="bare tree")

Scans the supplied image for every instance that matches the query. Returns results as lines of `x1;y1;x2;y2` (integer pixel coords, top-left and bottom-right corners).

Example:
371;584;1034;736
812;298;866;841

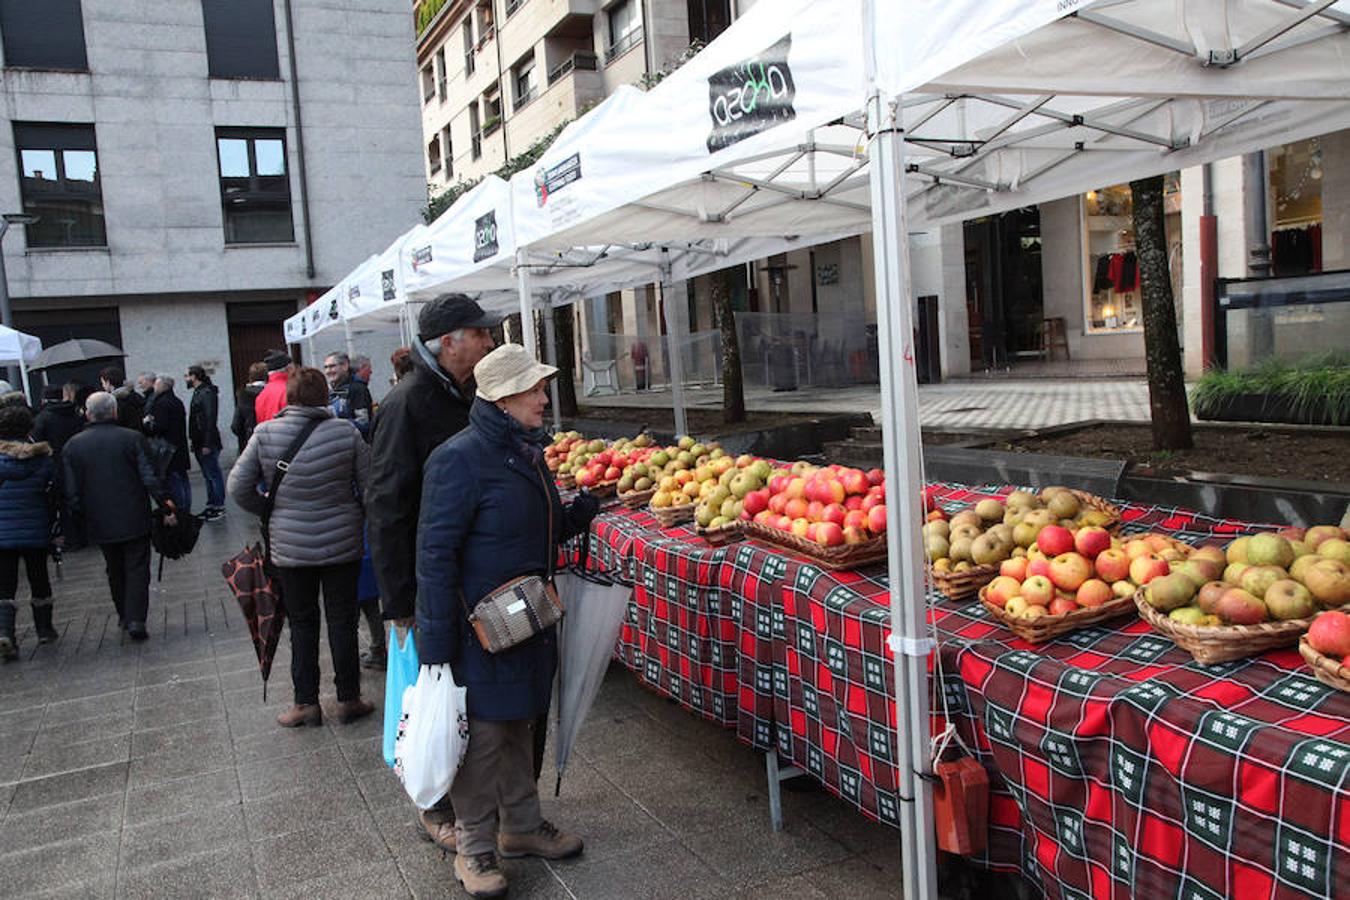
1130;175;1193;450
709;268;746;424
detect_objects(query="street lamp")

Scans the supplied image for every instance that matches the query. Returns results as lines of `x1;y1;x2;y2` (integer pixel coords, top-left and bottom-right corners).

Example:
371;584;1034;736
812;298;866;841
0;212;38;388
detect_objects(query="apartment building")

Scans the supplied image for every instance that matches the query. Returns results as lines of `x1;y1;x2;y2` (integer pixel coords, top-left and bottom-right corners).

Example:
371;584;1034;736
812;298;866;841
0;0;425;432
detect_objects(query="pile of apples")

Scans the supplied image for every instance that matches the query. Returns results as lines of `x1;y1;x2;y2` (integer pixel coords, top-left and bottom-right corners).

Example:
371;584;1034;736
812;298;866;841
693;456;774;531
748;463;887;547
1144;526;1350;626
563;434;658;488
647;437;729;508
545;431;589;474
984;528;1188;621
1306;610;1350;669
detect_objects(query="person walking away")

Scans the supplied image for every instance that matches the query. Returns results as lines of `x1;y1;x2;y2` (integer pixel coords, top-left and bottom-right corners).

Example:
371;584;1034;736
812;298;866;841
0;405;58;658
254;350;292;425
63;393;173;640
32;383;82;458
389;347;414;384
100;367;145;431
323;352;373;439
145;376;191;515
185;365;226;520
231;362;267;454
227;367;374;728
418;344;599;897
366;294;499;851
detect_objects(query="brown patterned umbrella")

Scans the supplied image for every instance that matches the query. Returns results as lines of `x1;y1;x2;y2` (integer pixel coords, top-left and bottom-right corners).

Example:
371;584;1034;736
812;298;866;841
221;543;287;701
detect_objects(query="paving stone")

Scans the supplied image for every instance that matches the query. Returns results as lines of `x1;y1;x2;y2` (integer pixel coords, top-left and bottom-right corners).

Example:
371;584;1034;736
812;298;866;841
127;739;236;788
231;719;339;763
339;734;388;775
131;715;232;759
680;817;853;885
121;804;248;871
262;860;410;900
0;792;123;855
123;767;242;826
20;733;132;780
552;836;730;900
136;658;221;687
132;692;226;731
250;813;388;893
118;845;259;899
42;689;135;727
31;709;135;751
242;781;371;841
7;762;128;814
238;744;353;802
355;766;411;812
0;834;118;896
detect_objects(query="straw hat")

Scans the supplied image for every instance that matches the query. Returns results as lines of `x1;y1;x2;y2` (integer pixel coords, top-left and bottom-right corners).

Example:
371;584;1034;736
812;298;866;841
474;344;557;402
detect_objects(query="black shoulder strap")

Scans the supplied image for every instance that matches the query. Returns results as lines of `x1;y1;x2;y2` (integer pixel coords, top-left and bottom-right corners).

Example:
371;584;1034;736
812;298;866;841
260;416;323;560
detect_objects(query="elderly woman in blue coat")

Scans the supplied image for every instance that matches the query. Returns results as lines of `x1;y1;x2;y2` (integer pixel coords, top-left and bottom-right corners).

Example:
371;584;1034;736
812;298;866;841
0;404;58;659
416;343;599;899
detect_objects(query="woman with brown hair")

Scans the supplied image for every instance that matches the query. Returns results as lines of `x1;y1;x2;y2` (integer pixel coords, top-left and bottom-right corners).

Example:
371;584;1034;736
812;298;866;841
230;361;269;454
227;366;373;727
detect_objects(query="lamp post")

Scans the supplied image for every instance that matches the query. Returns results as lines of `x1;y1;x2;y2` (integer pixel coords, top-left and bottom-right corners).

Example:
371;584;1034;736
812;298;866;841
0;213;38;388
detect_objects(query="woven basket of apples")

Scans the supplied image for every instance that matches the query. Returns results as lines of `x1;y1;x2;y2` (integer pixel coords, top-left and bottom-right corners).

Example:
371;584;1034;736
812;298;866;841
977;528;1187;642
1300;611;1350;693
646;437;730;527
744;463;889;570
1134;526;1350;664
691;455;775;546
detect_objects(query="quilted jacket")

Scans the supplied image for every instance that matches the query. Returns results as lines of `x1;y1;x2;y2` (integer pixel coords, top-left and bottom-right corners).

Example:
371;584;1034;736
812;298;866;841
0;440;54;549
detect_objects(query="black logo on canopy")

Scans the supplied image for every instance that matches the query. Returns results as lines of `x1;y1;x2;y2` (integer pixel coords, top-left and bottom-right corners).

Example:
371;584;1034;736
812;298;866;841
381;268;396;301
707;34;796;153
474;210;499;262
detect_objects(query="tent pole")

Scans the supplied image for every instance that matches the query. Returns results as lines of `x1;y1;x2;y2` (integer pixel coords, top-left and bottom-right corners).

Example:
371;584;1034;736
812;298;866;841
517;249;537;356
18;354;30;406
542;296;563;432
344;319;356;359
659;250;689;437
306;336;315;368
864;3;938;898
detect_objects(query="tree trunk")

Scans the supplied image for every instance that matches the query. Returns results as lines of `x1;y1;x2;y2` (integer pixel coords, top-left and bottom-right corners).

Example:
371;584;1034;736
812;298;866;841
503;313;521;349
710;268;746;423
1130;175;1193;450
553;304;578;417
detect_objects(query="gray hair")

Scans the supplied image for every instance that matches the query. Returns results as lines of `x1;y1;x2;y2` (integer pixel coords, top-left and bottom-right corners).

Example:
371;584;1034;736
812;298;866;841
423;329;468;354
156;375;174;390
137;371;156;384
86;392;117;422
325;351;350;366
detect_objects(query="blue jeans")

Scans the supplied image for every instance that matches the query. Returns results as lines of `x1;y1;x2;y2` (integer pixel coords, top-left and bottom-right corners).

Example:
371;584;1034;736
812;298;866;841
166;470;191;516
195;449;225;509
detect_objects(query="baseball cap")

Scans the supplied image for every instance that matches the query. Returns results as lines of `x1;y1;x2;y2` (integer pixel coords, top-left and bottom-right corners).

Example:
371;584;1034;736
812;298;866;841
417;294;504;342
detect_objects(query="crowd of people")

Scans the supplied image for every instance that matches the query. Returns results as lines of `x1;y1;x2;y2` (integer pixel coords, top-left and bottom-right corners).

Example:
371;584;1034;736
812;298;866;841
0;293;598;897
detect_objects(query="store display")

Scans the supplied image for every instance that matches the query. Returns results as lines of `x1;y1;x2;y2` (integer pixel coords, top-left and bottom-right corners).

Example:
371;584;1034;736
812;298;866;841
1082;178;1181;333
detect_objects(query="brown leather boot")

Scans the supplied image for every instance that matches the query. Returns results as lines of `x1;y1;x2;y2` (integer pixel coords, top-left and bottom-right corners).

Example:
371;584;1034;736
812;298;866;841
454;851;507;899
332;698;375;724
276;704;322;728
498;820;583;860
419;809;457;853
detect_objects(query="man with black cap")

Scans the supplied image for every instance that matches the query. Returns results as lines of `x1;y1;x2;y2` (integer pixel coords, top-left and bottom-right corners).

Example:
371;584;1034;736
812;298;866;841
366;293;498;852
254;350;293;426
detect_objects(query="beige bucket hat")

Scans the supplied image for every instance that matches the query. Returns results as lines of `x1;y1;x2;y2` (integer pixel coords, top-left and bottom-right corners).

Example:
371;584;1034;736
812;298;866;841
474;343;558;402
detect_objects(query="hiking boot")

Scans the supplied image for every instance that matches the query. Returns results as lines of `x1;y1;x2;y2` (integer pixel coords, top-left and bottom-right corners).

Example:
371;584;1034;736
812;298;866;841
205;507;226;521
419;809;457;853
332;698;375;724
360;646;387;670
32;603;58;644
454;852;507;899
125;621;148;641
0;602;17;662
276;704;322;728
498;820;583;860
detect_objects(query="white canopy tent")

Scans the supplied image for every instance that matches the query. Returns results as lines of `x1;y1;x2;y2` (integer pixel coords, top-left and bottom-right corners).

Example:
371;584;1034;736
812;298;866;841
0;324;42;404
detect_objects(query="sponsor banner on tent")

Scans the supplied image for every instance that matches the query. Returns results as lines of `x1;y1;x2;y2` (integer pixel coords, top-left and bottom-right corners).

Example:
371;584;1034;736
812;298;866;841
404;175;517;299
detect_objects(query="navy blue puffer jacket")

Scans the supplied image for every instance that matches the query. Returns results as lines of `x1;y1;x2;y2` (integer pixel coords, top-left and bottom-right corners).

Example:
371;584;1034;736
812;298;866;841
0;440;54;549
415;398;591;721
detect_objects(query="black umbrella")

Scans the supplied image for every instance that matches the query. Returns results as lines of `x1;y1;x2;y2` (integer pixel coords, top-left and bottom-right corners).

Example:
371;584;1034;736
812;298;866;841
30;338;126;370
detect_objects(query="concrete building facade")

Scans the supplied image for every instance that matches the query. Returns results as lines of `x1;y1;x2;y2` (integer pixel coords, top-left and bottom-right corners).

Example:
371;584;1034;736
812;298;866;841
0;0;425;434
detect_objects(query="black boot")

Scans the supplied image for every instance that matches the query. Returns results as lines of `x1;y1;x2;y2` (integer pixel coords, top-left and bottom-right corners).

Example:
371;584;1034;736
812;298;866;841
0;602;17;662
32;603;58;644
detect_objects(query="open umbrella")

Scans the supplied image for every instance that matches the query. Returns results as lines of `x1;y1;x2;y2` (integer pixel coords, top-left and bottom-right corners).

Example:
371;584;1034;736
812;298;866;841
0;325;41;404
221;545;287;700
30;338;125;370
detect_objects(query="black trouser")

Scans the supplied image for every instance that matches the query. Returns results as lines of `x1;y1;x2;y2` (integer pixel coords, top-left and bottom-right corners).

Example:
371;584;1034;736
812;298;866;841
100;537;151;625
276;562;361;706
0;548;52;603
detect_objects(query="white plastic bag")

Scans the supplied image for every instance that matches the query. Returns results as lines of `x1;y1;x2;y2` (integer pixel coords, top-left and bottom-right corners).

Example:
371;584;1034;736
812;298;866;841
393;663;469;809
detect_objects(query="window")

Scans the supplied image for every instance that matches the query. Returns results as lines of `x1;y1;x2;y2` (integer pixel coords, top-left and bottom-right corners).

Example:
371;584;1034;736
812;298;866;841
435;48;447;101
469;105;482;159
441;125;454;179
513;56;536;110
1081;176;1181;333
484;86;502;127
428;135;442;176
1;0;87;71
462;21;475;75
505;0;527;17
201;0;280;79
421;65;435;103
605;0;642;63
475;3;493;41
13;123;105;248
215;128;294;244
686;0;731;45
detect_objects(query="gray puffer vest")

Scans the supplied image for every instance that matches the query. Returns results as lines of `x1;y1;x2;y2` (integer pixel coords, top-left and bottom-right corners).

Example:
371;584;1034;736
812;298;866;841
226;405;370;567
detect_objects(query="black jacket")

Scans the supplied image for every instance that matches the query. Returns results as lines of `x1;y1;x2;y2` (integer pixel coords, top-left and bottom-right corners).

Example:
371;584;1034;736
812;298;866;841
32;401;82;455
113;386;145;431
231;382;264;452
145;391;189;473
367;350;475;621
328;374;373;440
62;421;168;546
188;383;223;452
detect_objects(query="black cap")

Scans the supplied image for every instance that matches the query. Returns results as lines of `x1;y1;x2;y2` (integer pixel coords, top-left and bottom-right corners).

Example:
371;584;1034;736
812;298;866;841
264;350;292;372
417;294;504;342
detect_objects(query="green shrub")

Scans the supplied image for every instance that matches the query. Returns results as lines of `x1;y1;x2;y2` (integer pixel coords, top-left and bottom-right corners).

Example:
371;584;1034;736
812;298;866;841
1191;353;1350;425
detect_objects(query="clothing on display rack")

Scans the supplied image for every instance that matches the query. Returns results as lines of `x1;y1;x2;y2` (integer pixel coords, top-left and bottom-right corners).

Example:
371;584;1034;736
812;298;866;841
1271;223;1322;276
1106;251;1138;294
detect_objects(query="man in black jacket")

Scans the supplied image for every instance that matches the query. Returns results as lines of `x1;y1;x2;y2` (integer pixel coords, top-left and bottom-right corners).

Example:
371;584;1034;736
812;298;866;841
145;376;191;515
323;351;373;440
366;294;498;851
63;392;173;640
185;365;225;520
32;383;82;457
100;366;144;431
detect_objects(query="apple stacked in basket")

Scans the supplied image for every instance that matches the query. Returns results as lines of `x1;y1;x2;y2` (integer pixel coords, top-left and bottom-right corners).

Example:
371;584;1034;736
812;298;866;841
1143;526;1350;625
692;456;774;533
648;437;729;509
983;526;1187;621
544;431;588;474
749;463;888;547
568;434;658;489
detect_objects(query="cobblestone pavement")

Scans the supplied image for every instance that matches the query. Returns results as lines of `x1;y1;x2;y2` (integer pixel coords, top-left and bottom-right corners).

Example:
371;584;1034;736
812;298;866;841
0;475;902;899
580;378;1153;432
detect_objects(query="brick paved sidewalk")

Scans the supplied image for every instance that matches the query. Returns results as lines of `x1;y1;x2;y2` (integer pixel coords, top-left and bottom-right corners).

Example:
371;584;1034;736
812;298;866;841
0;487;903;899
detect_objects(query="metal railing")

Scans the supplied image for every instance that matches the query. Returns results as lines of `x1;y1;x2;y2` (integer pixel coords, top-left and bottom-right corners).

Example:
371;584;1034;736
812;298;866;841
464;52;475;75
547;51;597;85
471;133;482;159
604;26;643;64
505;0;526;17
514;86;537;110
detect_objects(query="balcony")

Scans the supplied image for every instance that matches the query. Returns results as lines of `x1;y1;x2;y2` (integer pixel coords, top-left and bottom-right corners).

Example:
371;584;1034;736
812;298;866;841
605;26;643;65
514;86;538;111
504;0;528;18
547;51;597;86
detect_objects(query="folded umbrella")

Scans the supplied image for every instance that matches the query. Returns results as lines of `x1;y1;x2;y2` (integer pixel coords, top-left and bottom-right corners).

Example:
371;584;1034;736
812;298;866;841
221;544;287;700
30;338;126;370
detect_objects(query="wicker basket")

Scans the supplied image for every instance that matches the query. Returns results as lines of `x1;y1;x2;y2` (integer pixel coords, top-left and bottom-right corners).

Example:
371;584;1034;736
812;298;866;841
978;585;1136;644
1038;488;1123;531
588;480;618;499
1299;636;1350;693
745;522;888;571
1133;588;1332;664
557;473;576;490
696;521;745;546
618;487;656;509
929;563;1000;601
650;501;696;527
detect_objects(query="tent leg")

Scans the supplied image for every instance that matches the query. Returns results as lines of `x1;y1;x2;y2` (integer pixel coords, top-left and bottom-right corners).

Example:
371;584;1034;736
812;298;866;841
866;82;940;900
542;297;562;432
306;337;315;368
659;251;688;437
18;355;29;406
343;320;356;359
517;249;537;357
764;752;805;833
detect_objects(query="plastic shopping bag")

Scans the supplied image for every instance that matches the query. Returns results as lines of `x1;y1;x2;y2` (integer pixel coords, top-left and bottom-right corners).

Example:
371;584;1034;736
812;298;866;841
382;625;420;769
393;663;469;809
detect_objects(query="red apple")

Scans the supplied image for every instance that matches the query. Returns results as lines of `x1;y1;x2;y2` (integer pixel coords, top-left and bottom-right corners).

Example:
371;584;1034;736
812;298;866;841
862;492;884;513
1094;548;1130;583
843;510;867;531
1074;527;1112;560
819;478;845;505
604;466;622;481
866;504;887;534
816;523;845;547
841;469;869;496
753;510;775;527
1049;552;1092;592
784;498;809;521
846;495;865;512
805;523;820;542
768;493;789;515
806;501;825;522
822;504;847;527
786;478;807;500
769;475;790;495
1129;554;1170;586
1075;579;1112;608
1026;558;1053;579
1000;558;1029;581
1021;575;1054;606
743;490;769;516
1049;597;1078;617
867;468;885;487
1037;525;1075;557
842;526;868;545
986;576;1021;608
